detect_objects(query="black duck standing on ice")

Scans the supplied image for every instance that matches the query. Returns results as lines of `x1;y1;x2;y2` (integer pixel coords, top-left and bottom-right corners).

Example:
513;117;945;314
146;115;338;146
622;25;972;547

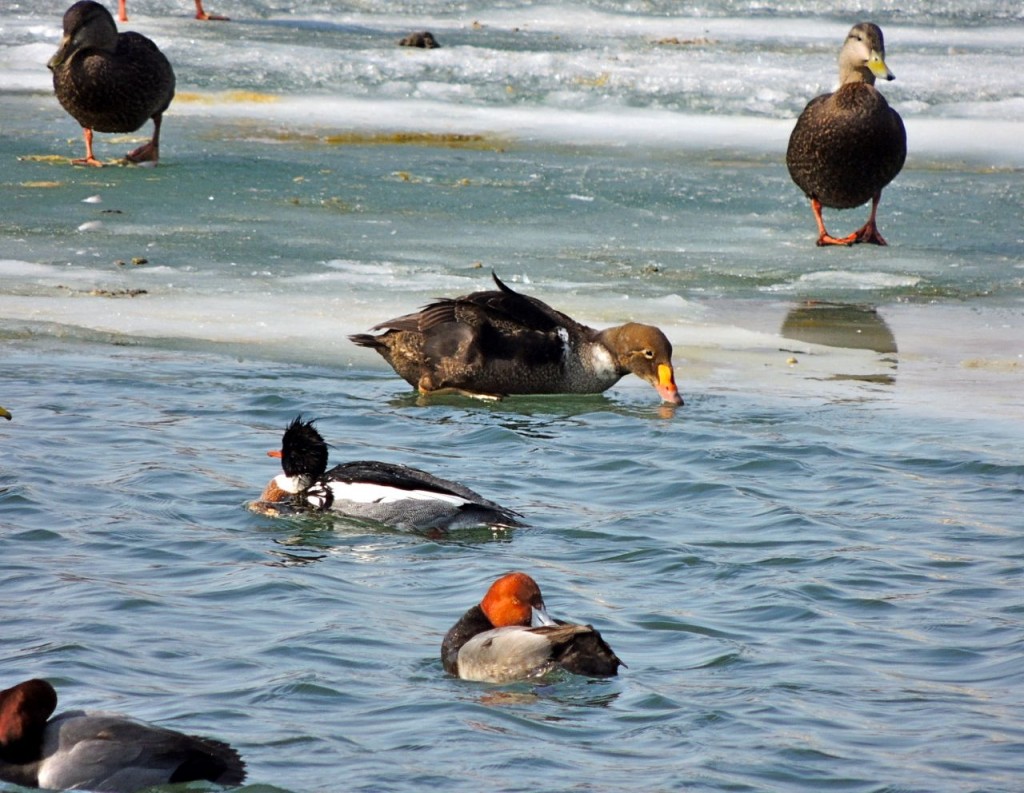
786;22;906;246
49;1;175;167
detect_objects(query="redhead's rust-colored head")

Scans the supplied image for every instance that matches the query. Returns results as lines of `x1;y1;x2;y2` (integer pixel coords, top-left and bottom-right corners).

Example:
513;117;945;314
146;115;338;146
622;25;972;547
480;572;546;628
0;679;58;750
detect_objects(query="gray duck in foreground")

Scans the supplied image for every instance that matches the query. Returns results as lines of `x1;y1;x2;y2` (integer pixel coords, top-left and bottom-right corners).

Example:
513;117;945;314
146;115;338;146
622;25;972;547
786;22;906;246
49;0;175;167
0;678;245;792
351;272;683;404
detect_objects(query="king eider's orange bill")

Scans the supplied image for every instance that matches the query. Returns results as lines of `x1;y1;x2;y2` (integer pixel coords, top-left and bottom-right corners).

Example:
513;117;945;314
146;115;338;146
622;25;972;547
657;363;683;405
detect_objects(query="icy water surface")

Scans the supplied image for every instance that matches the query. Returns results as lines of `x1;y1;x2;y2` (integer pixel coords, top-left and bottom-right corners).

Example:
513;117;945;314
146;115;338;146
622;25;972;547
2;0;1024;791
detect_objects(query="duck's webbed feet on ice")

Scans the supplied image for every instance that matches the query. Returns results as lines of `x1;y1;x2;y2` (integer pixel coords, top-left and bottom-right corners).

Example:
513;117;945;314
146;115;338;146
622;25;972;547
849;194;889;246
125;114;163;165
810;196;889;247
195;0;229;20
71;128;104;167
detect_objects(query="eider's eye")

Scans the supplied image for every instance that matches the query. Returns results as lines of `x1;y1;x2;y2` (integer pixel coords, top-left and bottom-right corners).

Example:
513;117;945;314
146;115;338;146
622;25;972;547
642;349;655;360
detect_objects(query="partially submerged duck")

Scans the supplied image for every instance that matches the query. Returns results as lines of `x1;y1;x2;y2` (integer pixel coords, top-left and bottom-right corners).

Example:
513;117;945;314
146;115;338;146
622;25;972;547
0;678;245;792
350;272;683;404
442;572;623;683
256;416;522;532
117;0;228;21
49;1;176;167
786;22;906;246
399;31;440;48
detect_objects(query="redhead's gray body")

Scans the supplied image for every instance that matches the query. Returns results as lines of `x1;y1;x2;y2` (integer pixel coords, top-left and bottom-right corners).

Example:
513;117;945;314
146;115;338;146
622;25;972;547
441;573;623;683
17;712;241;792
0;679;245;793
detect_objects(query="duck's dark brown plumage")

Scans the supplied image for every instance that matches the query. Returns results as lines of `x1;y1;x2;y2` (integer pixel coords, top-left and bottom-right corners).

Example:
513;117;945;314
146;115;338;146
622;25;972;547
786;22;906;246
350;273;683;404
399;31;440;48
49;1;175;167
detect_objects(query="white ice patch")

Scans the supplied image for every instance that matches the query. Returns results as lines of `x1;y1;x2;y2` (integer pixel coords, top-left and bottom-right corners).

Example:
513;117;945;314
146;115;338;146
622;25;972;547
762;271;922;292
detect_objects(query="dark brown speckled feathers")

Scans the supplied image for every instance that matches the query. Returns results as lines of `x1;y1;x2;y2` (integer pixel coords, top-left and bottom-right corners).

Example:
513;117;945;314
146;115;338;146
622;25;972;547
786;22;906;246
49;0;175;166
350;273;683;404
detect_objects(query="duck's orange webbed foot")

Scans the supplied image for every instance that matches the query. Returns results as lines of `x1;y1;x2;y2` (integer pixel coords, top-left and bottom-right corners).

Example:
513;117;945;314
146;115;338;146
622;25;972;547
810;198;857;246
195;1;229;19
73;128;105;167
849;195;889;245
71;156;105;168
125;141;159;164
850;222;888;246
815;231;858;247
416;376;504;402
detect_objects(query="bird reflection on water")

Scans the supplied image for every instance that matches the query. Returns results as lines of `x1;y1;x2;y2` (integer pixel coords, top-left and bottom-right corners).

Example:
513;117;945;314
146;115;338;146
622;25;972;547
781;302;898;385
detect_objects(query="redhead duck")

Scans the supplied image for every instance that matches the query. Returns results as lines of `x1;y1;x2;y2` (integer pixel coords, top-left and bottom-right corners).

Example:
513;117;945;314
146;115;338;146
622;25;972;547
257;416;522;531
350;273;683;405
0;678;245;792
786;23;906;246
442;572;623;683
117;0;228;22
48;1;175;167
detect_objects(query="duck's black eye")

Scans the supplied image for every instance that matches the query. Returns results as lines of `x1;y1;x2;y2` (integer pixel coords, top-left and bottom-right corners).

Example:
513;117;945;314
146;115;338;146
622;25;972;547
642;349;655;360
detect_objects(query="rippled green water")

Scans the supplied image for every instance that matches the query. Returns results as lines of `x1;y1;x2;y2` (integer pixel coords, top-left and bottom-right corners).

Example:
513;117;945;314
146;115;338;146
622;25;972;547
3;338;1022;792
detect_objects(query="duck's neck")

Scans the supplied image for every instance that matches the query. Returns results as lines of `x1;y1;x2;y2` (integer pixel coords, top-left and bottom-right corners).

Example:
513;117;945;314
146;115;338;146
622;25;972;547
276;473;315;494
593;325;637;375
0;759;41;788
839;63;876;86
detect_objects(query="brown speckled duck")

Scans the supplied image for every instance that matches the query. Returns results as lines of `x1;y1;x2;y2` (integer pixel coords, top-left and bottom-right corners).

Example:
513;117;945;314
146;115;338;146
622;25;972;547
350;273;683;405
48;1;176;167
117;0;228;22
786;22;906;246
